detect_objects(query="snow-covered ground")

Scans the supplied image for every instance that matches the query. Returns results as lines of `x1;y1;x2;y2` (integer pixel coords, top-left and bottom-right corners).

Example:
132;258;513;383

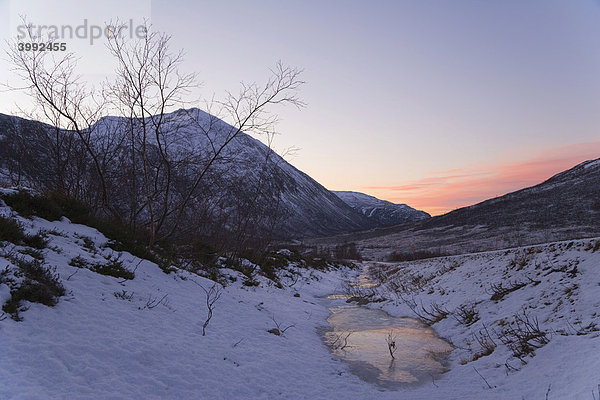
365;239;600;399
1;199;599;399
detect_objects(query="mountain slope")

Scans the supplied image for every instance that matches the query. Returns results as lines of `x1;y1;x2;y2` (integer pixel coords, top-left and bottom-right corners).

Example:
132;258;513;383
101;108;376;238
0;110;374;239
333;191;430;226
416;158;600;231
305;158;600;259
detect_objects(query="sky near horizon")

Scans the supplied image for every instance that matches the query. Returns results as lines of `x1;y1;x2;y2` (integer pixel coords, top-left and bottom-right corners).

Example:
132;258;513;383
1;0;599;215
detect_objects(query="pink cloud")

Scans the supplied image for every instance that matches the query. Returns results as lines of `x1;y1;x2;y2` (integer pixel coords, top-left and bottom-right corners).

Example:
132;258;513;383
364;141;600;216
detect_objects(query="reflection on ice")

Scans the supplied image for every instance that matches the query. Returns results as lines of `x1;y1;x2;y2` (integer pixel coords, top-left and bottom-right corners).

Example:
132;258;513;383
321;277;452;387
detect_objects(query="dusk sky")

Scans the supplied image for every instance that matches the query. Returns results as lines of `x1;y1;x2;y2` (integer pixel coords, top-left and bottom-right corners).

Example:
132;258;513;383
1;0;599;215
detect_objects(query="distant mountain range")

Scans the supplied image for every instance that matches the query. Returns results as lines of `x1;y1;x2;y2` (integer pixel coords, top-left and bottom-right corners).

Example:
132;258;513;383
332;191;430;226
304;158;600;259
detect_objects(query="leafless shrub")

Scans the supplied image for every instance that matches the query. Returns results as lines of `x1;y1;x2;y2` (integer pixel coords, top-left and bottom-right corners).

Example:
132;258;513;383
525;275;542;286
508;251;532;271
544;260;579;277
6;18;304;253
386;271;435;299
488;280;527;301
497;310;550;362
343;281;381;304
563;284;578;298
473;366;495;389
437;259;462;275
66;268;80;281
330;331;353;351
407;272;429;291
566;264;579;278
285;272;300;287
193;282;223;336
592;383;600;400
386;330;398;359
367;263;388;285
398;294;448;325
140;293;169;310
471;324;496;361
420;302;449;324
561;320;599;336
268;315;295;337
114;290;134;301
387;249;446;262
6;18;113;213
453;302;480;326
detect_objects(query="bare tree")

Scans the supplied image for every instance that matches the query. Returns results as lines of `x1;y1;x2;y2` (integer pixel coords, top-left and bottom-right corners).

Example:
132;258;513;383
6;19;113;214
193;280;222;336
386;330;399;359
161;62;304;242
104;22;197;243
6;19;304;251
102;24;304;247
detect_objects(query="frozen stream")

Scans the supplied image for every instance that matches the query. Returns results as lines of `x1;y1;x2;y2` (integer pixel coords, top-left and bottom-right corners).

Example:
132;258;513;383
320;270;453;388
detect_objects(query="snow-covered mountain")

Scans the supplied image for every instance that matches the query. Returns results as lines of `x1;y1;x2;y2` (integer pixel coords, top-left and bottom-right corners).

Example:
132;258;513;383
332;191;430;226
103;109;380;238
0;110;375;239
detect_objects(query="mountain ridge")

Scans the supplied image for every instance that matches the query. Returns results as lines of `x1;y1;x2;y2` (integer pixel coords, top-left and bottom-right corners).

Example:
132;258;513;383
302;158;600;259
0;109;377;239
332;190;430;227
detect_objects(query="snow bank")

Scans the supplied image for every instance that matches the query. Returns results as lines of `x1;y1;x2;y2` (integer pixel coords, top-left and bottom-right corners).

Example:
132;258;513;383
367;239;600;399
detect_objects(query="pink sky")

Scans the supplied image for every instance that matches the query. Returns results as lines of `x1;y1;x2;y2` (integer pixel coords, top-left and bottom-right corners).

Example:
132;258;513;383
365;141;600;216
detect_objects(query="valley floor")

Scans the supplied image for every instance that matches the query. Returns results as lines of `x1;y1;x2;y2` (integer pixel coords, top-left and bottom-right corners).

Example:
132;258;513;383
1;203;599;399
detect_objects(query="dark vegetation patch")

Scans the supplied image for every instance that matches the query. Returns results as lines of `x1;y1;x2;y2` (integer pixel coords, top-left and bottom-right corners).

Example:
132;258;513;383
2;190;160;263
68;255;89;269
1;190;83;221
91;258;135;280
387;248;448;262
1;191;226;277
18;248;44;261
0;215;48;249
1;191;356;291
68;255;134;280
0;215;25;243
1;257;65;321
220;246;357;287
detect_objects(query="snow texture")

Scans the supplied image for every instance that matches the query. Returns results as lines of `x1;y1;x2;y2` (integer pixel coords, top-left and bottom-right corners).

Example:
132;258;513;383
0;200;599;399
